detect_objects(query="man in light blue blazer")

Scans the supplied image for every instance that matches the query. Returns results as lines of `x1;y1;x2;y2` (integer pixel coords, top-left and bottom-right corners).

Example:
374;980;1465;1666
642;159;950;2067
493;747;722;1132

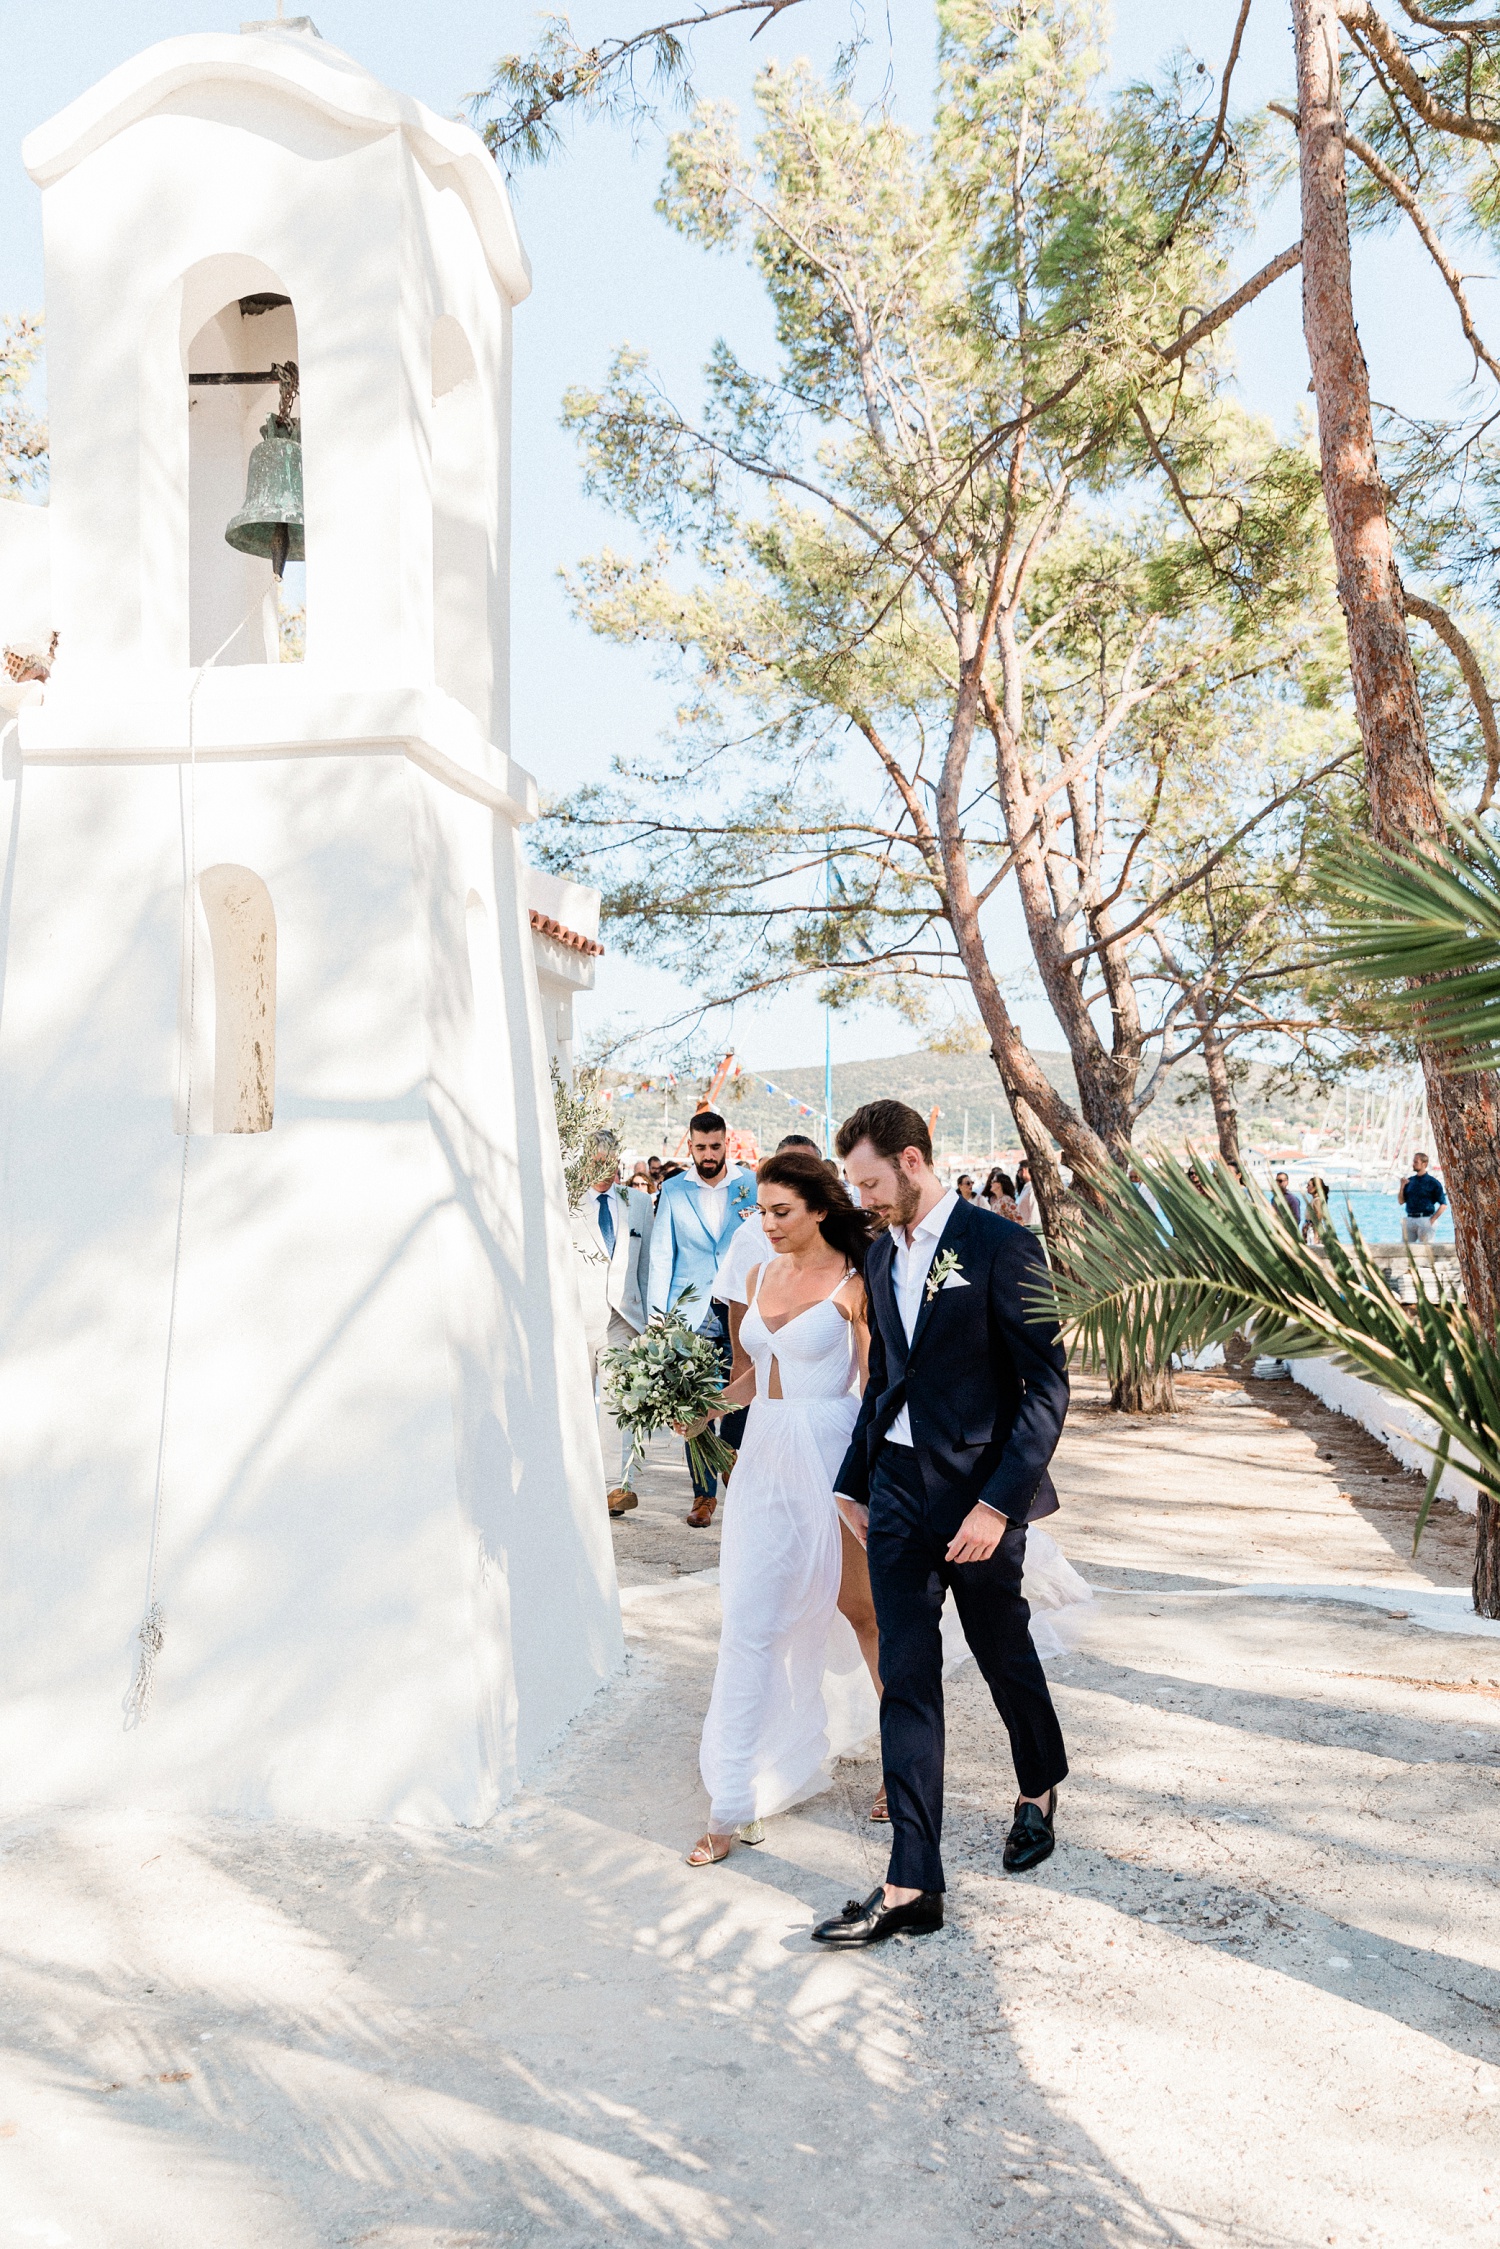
648;1108;758;1523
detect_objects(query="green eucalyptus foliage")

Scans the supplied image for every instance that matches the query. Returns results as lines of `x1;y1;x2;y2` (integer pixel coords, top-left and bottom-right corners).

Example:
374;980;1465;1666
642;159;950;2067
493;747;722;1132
601;1300;738;1488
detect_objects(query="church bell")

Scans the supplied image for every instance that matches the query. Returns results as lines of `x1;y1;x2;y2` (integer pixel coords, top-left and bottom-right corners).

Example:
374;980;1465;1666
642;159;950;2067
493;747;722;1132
224;411;305;579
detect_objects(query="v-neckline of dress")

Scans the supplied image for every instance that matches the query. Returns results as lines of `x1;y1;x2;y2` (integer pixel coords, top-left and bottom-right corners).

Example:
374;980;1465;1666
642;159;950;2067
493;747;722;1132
755;1268;851;1336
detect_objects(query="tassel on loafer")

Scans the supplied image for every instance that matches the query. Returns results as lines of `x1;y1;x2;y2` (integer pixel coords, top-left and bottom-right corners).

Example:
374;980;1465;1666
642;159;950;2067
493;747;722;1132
810;1885;944;1946
1002;1788;1056;1872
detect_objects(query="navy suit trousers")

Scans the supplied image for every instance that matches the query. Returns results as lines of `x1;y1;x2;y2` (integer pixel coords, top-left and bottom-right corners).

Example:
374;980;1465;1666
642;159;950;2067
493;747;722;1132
867;1441;1068;1893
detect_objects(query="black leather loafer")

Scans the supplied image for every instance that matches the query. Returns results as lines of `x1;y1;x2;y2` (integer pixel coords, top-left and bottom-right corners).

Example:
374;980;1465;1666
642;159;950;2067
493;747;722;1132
810;1885;944;1946
1002;1790;1056;1872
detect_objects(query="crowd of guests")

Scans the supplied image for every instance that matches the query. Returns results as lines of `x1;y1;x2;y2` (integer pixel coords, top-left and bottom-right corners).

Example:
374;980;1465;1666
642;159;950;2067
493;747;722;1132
955;1163;1039;1226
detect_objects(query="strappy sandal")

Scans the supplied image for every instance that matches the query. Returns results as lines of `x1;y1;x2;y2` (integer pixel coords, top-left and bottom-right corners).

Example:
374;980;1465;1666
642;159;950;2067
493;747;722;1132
870;1785;889;1824
686;1818;764;1866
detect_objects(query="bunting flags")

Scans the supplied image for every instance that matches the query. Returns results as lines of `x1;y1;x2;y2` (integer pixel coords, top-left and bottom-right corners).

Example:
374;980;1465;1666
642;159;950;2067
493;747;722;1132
759;1076;817;1119
603;1072;680;1104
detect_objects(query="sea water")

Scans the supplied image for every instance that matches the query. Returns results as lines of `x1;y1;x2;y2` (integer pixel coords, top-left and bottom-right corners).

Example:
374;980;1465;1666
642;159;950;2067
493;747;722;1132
1304;1186;1454;1247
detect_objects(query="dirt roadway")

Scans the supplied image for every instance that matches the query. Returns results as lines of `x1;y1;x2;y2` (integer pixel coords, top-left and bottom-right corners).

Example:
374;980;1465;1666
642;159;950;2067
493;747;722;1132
3;1372;1499;2247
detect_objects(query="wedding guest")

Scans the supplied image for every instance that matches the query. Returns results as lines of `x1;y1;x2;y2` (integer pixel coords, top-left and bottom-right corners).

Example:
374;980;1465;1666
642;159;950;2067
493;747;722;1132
647;1155;664;1197
1014;1160;1037;1226
982;1166;1017;1219
571;1131;654;1517
956;1173;976;1203
1397;1151;1448;1244
1272;1171;1303;1229
649;1112;758;1524
1301;1176;1330;1241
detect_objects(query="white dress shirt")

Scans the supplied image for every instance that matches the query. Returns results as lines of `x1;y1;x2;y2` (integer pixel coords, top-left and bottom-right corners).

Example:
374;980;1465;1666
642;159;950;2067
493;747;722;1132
886;1187;958;1445
691;1160;740;1242
714;1210;767;1303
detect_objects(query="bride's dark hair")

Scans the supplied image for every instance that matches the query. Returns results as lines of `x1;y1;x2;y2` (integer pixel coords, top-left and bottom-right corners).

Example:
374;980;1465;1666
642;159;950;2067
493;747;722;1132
756;1149;875;1271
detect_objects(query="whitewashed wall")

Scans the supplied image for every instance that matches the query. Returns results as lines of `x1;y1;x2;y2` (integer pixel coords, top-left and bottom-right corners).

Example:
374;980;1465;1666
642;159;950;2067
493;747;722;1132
1290;1358;1481;1515
0;23;620;1821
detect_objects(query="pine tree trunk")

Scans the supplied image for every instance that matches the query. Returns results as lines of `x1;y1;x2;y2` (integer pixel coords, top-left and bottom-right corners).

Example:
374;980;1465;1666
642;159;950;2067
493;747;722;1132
1476;1499;1500;1618
1295;0;1500;1613
1195;1005;1244;1171
1000;1073;1068;1237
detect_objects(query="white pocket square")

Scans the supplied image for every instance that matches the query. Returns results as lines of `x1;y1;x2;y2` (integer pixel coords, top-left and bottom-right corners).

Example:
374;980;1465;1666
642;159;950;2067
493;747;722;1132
940;1272;970;1289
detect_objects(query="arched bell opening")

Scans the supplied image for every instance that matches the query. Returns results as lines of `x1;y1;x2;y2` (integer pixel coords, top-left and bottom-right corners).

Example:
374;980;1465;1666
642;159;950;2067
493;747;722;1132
431;316;490;726
187;291;304;666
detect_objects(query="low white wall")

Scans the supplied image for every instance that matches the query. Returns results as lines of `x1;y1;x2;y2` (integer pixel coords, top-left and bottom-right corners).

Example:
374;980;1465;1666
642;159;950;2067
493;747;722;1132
1290;1357;1481;1515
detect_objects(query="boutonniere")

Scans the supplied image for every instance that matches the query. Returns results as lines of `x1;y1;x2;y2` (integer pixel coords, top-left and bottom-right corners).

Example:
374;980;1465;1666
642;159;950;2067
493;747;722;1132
925;1248;964;1301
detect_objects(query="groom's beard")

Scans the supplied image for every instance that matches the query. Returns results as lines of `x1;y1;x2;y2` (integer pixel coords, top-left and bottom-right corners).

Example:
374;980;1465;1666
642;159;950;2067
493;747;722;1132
693;1156;727;1182
887;1173;922;1234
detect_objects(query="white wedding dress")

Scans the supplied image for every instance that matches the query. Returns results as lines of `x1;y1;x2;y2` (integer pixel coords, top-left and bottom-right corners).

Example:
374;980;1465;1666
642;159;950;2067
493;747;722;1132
697;1264;1095;1831
699;1271;867;1831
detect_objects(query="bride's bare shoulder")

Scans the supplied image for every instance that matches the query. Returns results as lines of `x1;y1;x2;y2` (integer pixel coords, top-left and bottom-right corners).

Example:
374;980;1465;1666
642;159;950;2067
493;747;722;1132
834;1269;869;1323
747;1252;792;1305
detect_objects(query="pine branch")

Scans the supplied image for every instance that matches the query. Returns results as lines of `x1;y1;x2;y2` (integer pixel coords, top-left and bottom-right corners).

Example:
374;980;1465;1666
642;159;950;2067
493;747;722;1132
1403;592;1500;811
1342;0;1500;142
471;2;808;168
1302;104;1500;388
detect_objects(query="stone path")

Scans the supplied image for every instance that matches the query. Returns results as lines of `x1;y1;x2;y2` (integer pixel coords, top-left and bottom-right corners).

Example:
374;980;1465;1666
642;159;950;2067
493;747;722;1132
3;1373;1498;2246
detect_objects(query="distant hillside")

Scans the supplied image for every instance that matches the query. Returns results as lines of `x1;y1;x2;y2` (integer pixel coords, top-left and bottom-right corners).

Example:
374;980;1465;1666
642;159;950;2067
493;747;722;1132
602;1045;1327;1161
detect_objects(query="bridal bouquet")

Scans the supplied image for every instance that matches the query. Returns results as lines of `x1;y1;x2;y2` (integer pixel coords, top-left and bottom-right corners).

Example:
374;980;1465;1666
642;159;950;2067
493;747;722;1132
601;1297;736;1489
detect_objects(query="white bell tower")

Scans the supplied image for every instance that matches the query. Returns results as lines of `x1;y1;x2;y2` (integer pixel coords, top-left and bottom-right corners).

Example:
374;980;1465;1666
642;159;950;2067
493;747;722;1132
0;21;621;1822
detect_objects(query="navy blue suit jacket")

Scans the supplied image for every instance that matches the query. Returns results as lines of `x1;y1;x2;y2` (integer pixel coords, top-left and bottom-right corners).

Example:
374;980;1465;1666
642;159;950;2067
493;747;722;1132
835;1198;1068;1525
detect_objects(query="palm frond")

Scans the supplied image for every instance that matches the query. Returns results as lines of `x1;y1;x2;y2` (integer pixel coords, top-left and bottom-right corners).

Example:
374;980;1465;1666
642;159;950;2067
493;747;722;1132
1318;817;1500;1064
1035;1152;1500;1524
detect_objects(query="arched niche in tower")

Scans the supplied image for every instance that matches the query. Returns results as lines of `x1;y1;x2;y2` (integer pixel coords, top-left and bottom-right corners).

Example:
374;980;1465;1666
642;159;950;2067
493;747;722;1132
185;273;302;667
198;863;277;1134
431;315;490;727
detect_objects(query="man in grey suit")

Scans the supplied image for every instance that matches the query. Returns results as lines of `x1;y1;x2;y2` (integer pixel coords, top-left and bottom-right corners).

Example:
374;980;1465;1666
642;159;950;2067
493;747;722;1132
572;1130;654;1516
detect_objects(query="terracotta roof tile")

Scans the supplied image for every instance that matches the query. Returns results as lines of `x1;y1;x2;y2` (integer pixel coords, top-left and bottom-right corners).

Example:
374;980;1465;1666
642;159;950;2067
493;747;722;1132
529;907;604;957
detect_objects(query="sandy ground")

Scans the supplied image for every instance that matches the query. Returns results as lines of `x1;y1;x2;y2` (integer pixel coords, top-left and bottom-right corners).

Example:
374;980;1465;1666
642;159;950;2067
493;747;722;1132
4;1369;1500;2247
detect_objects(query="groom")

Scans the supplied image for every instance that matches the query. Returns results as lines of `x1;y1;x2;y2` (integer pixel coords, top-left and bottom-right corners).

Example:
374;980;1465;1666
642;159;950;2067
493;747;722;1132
815;1099;1070;1947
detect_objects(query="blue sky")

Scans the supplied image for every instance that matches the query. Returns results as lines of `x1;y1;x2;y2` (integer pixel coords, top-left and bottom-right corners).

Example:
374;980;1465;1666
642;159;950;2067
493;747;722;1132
0;3;1477;1068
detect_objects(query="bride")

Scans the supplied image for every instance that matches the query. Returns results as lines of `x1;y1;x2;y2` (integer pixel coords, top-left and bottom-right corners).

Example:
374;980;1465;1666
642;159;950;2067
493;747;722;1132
685;1149;876;1866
